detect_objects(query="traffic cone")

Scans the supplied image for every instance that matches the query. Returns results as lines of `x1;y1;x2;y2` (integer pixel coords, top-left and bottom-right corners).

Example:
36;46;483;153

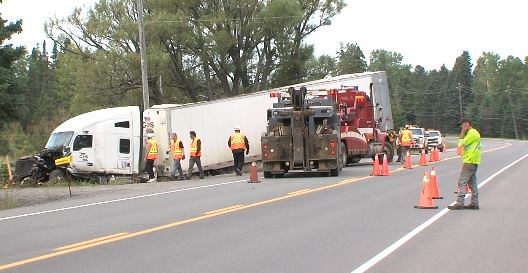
429;147;436;162
466;183;471;193
371;154;381;176
248;161;260;183
380;154;390;176
429;167;443;199
414;171;438;209
435;146;441;161
404;150;412;169
419;148;428;166
443;143;448;153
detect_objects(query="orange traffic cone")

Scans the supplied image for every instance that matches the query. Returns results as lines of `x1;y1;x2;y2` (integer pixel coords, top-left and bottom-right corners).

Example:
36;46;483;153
414;172;438;209
404;150;412;169
466;183;471;193
248;161;260;183
380;154;390;176
371;154;381;176
429;167;443;199
442;143;447;153
419;148;428;166
435;146;441;161
429;147;436;162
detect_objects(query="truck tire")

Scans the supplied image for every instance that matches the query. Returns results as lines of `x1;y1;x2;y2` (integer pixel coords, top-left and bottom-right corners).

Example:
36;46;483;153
339;143;347;169
330;168;339;176
49;169;67;181
264;171;273;178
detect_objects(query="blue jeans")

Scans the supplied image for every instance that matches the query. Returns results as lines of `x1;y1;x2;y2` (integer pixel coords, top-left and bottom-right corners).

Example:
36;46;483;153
456;163;479;205
171;159;184;178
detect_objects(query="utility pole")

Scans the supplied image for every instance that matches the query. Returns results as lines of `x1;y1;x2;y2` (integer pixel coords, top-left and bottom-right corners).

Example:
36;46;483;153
457;82;463;119
506;86;519;139
137;0;149;110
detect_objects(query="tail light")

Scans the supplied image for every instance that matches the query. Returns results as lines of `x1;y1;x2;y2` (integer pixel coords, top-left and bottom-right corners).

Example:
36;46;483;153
263;152;269;158
330;141;336;147
263;144;269;150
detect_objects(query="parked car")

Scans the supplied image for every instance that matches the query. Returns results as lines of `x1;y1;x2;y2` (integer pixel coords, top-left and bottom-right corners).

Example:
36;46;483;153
426;130;444;152
409;126;428;152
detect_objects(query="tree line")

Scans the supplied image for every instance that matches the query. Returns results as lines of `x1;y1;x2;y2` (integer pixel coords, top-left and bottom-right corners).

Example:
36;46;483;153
1;0;527;162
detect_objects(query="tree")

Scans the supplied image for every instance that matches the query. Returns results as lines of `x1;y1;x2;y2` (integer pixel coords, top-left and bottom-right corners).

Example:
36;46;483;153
304;54;336;81
336;42;366;74
448;50;473;130
0;4;26;125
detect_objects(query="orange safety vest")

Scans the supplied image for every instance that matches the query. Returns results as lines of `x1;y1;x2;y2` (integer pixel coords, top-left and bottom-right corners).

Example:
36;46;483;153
189;137;202;157
230;133;247;150
400;129;412;146
170;139;184;159
146;138;158;160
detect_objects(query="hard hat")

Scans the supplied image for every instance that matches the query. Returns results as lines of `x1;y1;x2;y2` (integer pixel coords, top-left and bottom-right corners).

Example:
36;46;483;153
234;125;240;131
404;124;410;129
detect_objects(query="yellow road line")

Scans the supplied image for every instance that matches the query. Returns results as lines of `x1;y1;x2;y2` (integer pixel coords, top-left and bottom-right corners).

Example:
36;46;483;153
204;205;244;215
54;232;129;251
0;143;513;271
288;189;312;195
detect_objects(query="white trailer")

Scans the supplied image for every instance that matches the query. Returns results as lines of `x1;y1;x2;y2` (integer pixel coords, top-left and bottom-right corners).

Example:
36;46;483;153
147;71;392;176
33;71;391;181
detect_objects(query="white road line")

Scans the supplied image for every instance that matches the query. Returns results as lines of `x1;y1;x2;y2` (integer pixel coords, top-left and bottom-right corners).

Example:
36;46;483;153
0;179;250;222
350;153;528;273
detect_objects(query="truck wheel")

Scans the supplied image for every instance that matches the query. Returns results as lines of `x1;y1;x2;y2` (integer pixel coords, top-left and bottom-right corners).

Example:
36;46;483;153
339;143;347;169
264;171;272;178
49;169;67;181
330;168;339;177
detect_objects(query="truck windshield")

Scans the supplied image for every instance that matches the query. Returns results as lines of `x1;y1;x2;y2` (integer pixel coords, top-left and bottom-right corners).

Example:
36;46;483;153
45;131;74;149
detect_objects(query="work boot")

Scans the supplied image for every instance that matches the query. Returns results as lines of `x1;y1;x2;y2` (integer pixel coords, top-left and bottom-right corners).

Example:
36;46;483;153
178;176;185;181
235;169;241;175
464;204;479;210
199;176;205;179
186;176;191;180
447;203;464;210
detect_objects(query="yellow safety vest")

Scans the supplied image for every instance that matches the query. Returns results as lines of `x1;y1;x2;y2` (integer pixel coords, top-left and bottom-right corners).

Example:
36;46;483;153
171;139;184;159
230;133;247;150
400;129;412;146
146;138;158;160
190;137;202;157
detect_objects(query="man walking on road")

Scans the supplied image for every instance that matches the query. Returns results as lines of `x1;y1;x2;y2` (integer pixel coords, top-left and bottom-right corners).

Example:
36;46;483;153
448;118;481;210
145;133;158;183
170;133;185;180
228;126;250;176
398;125;413;164
186;131;204;180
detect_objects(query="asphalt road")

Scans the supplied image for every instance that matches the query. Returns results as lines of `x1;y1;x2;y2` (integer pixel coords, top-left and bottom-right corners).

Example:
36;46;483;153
0;138;527;273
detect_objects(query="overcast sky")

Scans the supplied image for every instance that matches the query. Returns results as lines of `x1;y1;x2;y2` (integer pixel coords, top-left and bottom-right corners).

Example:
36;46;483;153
2;0;526;70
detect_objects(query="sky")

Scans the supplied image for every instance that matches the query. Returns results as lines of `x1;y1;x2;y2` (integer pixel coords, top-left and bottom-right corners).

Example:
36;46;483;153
1;0;527;71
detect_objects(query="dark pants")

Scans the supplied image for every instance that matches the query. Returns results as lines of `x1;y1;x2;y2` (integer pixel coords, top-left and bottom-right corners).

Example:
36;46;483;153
146;159;155;179
233;151;245;173
188;156;204;178
456;163;479;205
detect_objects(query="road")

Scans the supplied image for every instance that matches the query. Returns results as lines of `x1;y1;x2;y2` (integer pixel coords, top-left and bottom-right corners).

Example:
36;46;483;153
1;138;527;273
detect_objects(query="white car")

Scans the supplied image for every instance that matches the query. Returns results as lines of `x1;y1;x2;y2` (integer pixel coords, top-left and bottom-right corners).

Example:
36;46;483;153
409;127;428;152
426;130;444;152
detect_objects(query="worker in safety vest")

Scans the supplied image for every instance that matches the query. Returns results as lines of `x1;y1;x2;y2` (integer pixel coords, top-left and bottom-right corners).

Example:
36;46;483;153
399;125;413;165
227;126;250;176
186;131;204;180
448;118;481;210
170;133;185;180
145;133;158;183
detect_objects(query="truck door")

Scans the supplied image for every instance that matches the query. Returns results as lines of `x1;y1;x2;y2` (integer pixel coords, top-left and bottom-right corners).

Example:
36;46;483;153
71;134;95;172
117;137;132;172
